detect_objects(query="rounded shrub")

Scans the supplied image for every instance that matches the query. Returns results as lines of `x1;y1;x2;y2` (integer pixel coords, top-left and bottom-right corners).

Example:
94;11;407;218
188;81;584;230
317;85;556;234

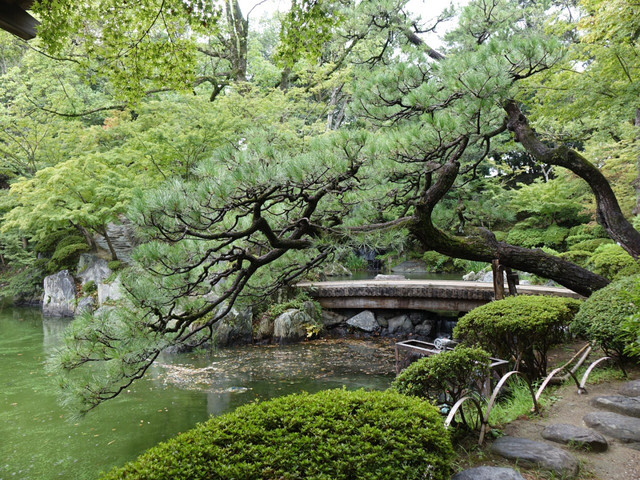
100;389;453;480
392;346;490;407
453;296;582;379
571;275;640;359
588;244;640;280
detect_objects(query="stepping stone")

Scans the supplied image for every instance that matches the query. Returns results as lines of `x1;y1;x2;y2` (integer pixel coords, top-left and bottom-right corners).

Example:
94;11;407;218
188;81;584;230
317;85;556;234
583;411;640;444
620;379;640;397
590;395;640;418
541;423;608;452
452;466;525;480
491;437;579;478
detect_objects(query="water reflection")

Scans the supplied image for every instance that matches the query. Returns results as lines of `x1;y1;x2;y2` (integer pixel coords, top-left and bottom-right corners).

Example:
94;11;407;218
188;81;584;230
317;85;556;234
1;308;395;480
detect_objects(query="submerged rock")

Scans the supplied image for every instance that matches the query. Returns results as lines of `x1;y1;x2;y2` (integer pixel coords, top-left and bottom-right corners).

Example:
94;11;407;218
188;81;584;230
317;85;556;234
43;270;76;317
346;310;379;333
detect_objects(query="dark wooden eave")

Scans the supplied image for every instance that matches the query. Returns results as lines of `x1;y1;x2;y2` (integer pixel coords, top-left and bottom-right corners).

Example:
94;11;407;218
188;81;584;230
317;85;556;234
0;0;39;40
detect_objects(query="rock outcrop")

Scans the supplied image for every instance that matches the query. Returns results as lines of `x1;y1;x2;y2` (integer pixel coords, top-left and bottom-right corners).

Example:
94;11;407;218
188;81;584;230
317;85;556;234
273;306;320;343
214;308;253;347
42;270;76;317
346;310;379;332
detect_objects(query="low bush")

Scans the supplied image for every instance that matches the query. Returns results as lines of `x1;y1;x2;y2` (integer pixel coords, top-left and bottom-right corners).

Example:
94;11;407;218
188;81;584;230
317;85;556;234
100;389;454;480
588;244;640;280
454;296;581;379
571;275;640;359
568;238;612;253
46;235;90;273
392;346;491;407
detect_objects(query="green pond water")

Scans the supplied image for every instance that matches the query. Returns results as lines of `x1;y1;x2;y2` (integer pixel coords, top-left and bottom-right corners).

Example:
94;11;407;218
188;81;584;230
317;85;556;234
0;307;396;480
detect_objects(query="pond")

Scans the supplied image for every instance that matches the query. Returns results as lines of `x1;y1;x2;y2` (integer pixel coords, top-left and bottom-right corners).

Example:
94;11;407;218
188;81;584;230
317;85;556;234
0;307;396;480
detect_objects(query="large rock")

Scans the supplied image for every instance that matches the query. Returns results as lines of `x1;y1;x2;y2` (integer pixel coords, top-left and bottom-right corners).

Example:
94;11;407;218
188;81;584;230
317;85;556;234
76;296;96;315
320;310;347;328
480;270;508;283
583;411;640;444
620;380;640;397
541;423;608;452
346;310;379;332
94;218;136;262
97;277;122;304
374;274;406;280
391;260;427;273
491;437;579;478
77;254;112;285
414;322;433;337
273;309;316;343
43;270;76;317
387;314;413;334
462;271;483;282
452;466;525;480
254;316;274;343
214;308;253;346
323;263;352;277
590;395;640;418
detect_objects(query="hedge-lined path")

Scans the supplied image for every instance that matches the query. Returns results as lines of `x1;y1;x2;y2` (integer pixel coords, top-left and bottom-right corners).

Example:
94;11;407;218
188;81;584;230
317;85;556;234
492;378;640;479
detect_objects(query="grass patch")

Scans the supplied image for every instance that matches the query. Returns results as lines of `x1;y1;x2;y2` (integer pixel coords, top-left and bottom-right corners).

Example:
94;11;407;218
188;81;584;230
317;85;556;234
487;378;556;427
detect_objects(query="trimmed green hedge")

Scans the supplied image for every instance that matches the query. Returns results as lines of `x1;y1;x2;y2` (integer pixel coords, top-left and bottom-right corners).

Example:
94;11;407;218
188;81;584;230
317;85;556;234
454;296;581;379
392;346;490;407
571;275;640;358
100;389;453;480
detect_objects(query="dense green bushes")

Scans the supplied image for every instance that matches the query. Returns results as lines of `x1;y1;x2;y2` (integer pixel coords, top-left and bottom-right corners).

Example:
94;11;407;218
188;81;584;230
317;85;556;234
454;296;581;379
100;389;453;480
392;346;490;407
571;275;640;359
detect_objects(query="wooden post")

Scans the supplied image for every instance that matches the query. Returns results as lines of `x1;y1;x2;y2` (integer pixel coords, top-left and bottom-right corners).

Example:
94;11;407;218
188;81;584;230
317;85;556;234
492;259;504;300
505;267;519;296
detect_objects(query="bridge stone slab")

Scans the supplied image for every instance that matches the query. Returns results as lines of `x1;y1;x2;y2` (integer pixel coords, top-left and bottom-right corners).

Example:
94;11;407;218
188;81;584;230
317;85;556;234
299;280;582;312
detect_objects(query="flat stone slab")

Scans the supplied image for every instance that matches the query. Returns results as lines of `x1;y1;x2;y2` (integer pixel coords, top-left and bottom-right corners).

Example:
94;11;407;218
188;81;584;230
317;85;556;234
583;411;640;443
620;380;640;397
590;395;640;418
491;437;579;478
541;423;608;452
452;466;525;480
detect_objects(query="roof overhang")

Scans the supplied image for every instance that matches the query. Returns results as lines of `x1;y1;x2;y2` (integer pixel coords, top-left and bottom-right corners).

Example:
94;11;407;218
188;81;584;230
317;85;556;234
0;0;39;40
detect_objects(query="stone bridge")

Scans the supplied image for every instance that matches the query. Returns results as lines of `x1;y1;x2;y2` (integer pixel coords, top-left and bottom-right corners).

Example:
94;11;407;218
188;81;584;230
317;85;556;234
297;279;583;312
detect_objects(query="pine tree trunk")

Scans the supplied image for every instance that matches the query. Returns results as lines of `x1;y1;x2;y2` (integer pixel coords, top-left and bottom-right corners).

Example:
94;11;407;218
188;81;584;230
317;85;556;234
410;150;610;297
505;101;640;260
